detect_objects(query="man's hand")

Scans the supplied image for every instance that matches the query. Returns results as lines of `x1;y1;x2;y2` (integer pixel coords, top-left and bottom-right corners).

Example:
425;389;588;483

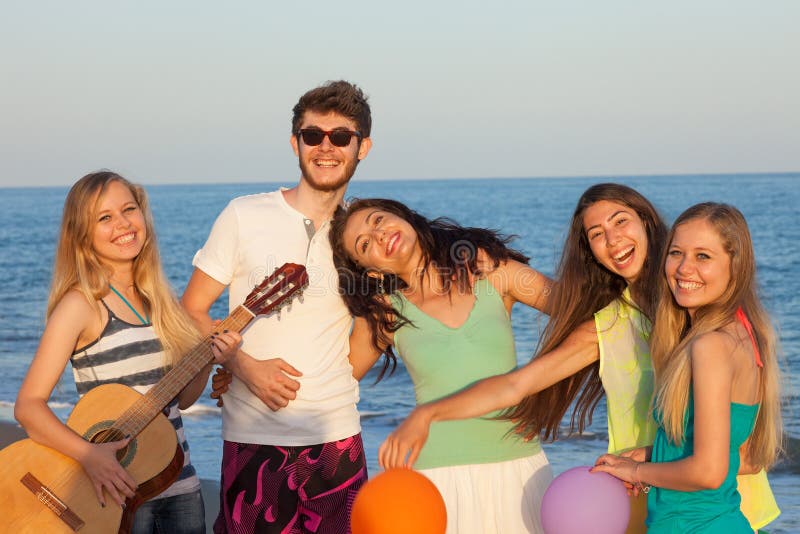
210;367;232;407
235;353;302;411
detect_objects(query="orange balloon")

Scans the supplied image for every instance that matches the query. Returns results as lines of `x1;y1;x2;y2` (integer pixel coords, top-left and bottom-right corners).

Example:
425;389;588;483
351;468;447;534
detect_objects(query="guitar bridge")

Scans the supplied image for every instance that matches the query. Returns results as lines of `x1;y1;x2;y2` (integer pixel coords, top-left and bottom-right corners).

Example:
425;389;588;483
21;472;85;531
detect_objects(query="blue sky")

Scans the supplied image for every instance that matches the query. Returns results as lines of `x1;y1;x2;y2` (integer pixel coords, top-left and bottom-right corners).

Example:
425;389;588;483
1;1;798;187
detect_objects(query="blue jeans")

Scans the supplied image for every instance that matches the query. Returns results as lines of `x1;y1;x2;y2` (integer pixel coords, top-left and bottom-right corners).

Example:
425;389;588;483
132;489;205;534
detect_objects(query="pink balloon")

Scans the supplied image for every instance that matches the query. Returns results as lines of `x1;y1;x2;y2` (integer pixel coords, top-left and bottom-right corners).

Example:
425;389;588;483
540;465;631;534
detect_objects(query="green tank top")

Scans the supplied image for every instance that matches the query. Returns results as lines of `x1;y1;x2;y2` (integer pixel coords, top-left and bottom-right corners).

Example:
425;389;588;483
391;278;540;469
593;289;657;454
647;397;758;533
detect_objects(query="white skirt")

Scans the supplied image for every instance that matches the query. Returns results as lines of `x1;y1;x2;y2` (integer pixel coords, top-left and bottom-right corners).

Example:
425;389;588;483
419;449;553;534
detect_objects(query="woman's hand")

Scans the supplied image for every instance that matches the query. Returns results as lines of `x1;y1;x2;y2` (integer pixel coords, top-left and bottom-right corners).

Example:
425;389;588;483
619;446;651;463
378;407;433;469
78;438;138;507
210;367;233;406
592;453;648;496
210;329;242;364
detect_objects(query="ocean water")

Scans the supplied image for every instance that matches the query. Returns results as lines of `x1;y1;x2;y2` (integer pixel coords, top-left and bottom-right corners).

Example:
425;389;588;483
0;174;797;532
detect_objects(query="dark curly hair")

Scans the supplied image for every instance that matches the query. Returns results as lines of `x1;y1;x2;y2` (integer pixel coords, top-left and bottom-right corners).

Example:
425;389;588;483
292;80;371;137
330;198;529;381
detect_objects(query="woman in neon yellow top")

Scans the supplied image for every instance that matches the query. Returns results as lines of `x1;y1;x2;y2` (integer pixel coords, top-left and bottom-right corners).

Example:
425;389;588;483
377;184;779;533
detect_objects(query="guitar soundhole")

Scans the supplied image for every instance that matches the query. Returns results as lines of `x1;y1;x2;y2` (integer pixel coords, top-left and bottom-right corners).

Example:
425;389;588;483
85;424;137;467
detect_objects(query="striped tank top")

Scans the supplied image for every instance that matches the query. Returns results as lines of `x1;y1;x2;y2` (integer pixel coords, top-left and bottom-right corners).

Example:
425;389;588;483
70;301;200;500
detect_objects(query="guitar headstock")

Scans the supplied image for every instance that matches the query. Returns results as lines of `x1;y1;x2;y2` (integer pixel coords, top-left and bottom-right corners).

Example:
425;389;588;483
243;263;309;316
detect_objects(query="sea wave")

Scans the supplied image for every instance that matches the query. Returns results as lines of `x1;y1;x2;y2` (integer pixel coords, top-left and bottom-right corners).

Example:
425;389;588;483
181;403;222;417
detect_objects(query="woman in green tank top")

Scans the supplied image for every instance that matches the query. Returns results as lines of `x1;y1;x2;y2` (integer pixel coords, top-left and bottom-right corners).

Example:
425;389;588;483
330;198;555;533
593;203;784;533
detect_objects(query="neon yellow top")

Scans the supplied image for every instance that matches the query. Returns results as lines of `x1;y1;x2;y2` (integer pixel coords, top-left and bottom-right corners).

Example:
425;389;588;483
594;289;656;454
737;469;781;530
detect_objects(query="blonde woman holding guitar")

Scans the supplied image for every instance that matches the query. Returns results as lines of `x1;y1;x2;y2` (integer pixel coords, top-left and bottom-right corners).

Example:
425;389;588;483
12;171;241;533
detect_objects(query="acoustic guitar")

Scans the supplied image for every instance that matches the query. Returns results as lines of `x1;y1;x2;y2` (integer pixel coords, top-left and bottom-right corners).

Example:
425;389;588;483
0;263;308;533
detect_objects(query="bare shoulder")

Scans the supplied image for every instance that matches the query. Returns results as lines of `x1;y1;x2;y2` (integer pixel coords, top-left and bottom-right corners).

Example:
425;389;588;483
688;329;738;365
484;256;535;288
53;289;97;318
50;289;104;344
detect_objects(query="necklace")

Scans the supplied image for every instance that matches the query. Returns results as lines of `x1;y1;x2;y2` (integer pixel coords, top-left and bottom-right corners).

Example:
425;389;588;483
108;284;150;325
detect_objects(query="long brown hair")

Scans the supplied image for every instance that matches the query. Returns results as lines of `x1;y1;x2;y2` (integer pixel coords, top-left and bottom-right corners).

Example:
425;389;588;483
330;198;529;381
650;203;782;469
49;170;199;364
506;183;668;441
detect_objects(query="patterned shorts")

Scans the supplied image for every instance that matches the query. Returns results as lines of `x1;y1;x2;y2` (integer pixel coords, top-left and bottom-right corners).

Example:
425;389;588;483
213;434;367;534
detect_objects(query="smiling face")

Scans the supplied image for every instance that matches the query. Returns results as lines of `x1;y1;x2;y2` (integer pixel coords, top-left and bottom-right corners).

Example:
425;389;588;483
341;207;421;277
665;217;732;319
290;110;372;193
582;200;648;284
91;180;146;271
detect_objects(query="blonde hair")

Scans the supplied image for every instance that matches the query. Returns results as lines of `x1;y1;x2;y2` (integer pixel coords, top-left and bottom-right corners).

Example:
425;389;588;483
48;170;199;364
650;203;783;469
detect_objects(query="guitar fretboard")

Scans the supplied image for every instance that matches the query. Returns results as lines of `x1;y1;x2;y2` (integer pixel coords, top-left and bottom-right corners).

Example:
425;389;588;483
113;306;255;437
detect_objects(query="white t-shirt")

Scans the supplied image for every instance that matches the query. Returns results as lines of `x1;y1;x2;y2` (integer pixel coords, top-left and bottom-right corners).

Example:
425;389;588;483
193;189;361;445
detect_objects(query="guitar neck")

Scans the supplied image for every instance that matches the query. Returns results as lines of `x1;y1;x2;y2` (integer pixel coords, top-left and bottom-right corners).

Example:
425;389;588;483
115;305;256;437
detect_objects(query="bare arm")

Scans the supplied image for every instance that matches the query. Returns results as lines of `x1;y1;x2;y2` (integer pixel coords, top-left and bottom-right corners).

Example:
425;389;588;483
348;316;386;381
14;292;136;507
177;269;222;409
176;328;242;409
594;333;735;491
177;363;214;409
488;258;554;315
181;268;224;336
181;268;301;411
379;320;599;468
210;312;389;402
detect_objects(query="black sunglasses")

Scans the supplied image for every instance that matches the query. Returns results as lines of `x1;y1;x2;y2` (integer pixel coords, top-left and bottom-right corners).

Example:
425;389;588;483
296;128;362;147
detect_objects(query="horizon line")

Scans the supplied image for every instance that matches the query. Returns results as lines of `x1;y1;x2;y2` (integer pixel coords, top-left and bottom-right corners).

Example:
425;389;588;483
1;170;798;190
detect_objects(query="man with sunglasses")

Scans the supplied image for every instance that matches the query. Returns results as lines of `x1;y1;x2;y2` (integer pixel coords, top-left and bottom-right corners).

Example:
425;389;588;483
182;80;372;534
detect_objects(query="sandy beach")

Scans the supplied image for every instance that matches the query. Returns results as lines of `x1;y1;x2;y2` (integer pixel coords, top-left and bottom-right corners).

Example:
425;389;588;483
0;419;220;532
